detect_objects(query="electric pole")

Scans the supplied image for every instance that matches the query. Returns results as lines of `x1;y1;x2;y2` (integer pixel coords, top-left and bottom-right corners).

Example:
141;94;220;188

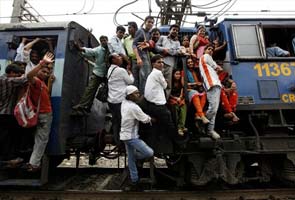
10;0;46;23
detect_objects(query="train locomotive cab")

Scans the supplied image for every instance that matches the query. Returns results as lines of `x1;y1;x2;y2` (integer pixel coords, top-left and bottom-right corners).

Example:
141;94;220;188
156;18;295;187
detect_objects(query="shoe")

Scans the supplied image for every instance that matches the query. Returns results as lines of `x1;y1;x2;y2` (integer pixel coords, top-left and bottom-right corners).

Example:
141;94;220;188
208;130;221;140
26;163;41;172
178;128;184;136
182;127;188;133
123;181;142;192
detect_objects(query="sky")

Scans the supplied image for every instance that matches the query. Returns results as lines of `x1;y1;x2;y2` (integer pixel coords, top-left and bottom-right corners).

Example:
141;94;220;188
0;0;294;38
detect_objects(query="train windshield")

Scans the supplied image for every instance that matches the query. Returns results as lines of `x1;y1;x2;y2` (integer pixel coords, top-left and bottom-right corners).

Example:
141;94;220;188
232;24;295;60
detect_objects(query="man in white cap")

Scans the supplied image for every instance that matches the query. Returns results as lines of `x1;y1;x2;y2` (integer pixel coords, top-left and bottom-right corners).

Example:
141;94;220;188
120;85;154;191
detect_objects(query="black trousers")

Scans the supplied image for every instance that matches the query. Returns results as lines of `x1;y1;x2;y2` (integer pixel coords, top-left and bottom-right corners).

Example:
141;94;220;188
0;115;20;160
141;100;177;153
108;102;122;145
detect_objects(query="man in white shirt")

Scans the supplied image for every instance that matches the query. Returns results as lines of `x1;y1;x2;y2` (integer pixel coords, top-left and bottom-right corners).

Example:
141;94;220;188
109;26;129;68
144;55;177;151
107;53;134;145
15;38;42;74
199;44;222;140
120;85;154;191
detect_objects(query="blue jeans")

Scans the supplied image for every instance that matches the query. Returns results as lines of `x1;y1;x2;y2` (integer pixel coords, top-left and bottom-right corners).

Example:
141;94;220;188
206;86;221;132
138;53;152;94
124;138;154;182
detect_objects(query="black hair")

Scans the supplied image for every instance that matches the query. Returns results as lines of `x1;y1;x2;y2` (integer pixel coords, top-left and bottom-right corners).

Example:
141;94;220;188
116;25;126;33
128;21;138;31
5;63;25;74
108;53;120;64
204;43;215;51
169;24;180;31
99;35;108;41
151;27;160;34
144;16;154;23
150;54;163;64
12;61;27;68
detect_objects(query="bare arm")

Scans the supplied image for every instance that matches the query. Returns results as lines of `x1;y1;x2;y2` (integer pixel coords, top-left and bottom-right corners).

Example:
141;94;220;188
24;38;41;51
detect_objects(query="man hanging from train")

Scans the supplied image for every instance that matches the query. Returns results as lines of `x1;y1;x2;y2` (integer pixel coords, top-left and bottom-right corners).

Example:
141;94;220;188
120;85;154;191
107;53;134;146
155;24;183;99
0;53;54;170
15;37;54;74
71;35;110;116
199;44;223;140
26;52;55;172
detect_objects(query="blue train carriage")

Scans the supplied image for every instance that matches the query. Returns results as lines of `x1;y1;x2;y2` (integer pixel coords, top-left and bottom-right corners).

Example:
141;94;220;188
158;19;295;187
0;22;104;185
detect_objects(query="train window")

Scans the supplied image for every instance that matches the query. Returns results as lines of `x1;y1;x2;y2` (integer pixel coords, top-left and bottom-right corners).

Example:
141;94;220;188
231;24;266;59
263;27;295;57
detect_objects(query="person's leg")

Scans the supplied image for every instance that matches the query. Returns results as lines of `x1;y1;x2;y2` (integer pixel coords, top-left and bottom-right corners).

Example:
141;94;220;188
108;103;122;145
229;90;238;112
162;63;173;99
220;88;232;114
124;140;138;183
29;113;52;167
0;115;16;160
131;59;140;89
139;54;152;94
131;138;154;160
178;104;187;130
73;74;103;112
206;86;221;133
192;96;204;117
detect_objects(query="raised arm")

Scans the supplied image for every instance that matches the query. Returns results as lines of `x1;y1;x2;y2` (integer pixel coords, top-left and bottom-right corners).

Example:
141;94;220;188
26;52;55;82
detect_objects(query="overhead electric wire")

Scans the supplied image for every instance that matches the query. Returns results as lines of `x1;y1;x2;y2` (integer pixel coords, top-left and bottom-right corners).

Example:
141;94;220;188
192;0;231;9
113;0;138;26
193;0;219;7
83;0;95;14
207;0;237;20
73;0;87;14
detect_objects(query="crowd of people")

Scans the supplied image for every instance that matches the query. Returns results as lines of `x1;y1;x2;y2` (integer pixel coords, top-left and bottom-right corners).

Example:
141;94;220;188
0;16;240;189
73;16;238;190
0;37;55;172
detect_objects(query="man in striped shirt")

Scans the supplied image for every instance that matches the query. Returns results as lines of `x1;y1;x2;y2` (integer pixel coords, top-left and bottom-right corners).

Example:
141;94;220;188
199;44;223;140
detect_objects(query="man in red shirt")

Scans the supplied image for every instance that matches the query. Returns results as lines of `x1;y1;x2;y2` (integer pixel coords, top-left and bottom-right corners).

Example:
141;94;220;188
27;52;55;171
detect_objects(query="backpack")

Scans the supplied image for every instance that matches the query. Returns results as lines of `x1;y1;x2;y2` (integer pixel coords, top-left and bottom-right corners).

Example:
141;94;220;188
14;85;42;128
96;67;116;102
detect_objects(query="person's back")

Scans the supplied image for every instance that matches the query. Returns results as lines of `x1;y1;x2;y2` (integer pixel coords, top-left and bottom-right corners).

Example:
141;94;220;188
0;64;26;115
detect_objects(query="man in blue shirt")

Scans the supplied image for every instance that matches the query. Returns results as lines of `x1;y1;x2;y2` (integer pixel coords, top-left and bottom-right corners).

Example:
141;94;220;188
266;43;290;57
72;35;110;116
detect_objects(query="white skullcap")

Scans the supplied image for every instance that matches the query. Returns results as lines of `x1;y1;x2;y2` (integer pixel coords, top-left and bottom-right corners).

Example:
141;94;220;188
126;85;138;95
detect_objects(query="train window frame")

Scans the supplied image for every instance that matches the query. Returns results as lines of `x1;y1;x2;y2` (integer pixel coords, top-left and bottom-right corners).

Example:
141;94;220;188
231;24;266;60
262;25;295;59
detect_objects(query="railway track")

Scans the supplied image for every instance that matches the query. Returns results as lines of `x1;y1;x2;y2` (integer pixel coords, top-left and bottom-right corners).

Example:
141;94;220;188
1;188;295;200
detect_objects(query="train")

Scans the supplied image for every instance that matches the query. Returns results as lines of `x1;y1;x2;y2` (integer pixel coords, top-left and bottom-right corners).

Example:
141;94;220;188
0;18;295;187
